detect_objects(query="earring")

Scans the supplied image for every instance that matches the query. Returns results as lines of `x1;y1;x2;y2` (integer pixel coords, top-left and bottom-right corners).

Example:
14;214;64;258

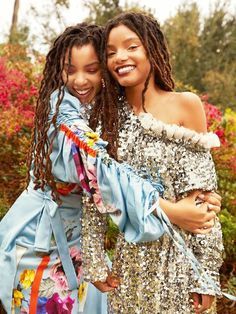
101;78;105;88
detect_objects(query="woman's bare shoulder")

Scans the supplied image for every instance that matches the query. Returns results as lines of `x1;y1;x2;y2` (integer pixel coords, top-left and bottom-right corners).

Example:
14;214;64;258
171;91;207;133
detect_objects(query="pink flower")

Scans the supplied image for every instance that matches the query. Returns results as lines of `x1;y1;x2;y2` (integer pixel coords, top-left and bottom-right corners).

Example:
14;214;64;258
49;247;82;291
49;264;69;290
46;293;75;314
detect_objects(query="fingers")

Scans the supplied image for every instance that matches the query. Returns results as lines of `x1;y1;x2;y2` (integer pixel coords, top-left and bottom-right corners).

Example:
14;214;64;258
206;196;221;207
198;192;222;206
201;219;215;229
209;192;222;202
198;203;216;220
92;281;115;293
192;228;212;234
191;216;216;234
207;204;220;214
191;293;200;312
195;295;214;313
207;197;221;208
106;275;120;288
205;210;216;221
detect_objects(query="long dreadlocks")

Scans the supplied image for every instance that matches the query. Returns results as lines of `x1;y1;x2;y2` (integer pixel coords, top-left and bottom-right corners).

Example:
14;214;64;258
26;23;104;202
90;12;175;159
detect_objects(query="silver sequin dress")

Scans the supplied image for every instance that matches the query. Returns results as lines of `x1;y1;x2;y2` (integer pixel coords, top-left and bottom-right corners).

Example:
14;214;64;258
82;102;224;314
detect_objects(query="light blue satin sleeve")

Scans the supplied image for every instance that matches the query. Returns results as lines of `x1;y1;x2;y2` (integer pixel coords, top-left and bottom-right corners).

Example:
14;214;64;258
95;157;164;242
52;89;165;243
47;89;85;183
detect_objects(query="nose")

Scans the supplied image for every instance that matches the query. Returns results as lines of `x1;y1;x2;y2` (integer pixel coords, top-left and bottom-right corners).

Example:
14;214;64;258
115;49;128;63
74;73;88;86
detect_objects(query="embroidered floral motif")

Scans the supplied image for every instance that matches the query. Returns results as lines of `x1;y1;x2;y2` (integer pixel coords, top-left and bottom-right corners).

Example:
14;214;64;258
20;269;36;289
12;289;24;308
45;293;75;314
56;182;80;196
85;131;99;147
78;281;88;303
49;246;82;291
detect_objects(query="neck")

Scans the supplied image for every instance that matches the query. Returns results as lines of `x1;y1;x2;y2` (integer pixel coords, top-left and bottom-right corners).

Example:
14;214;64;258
125;77;159;114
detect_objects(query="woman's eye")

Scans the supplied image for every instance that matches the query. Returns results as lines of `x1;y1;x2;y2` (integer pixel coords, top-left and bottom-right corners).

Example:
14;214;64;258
64;66;74;75
67;70;74;75
107;51;116;57
128;45;138;51
87;69;99;73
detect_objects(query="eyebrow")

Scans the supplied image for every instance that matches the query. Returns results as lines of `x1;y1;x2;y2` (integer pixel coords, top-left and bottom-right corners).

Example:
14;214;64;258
64;61;100;67
85;61;100;67
107;37;141;48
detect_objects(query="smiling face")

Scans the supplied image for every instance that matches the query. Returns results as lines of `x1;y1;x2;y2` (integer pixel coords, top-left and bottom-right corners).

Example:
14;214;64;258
62;44;102;104
106;24;151;89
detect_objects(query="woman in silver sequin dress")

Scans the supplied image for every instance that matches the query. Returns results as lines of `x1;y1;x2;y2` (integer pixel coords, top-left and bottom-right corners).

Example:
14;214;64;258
87;12;224;314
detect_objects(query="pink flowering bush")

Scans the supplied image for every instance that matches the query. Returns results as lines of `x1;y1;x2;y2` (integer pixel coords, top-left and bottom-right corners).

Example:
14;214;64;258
201;95;236;259
0;46;42;213
202;96;236;213
0;57;37;136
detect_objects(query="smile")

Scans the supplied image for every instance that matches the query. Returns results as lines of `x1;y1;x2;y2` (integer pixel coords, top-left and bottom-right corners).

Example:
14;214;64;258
116;65;136;75
75;88;91;96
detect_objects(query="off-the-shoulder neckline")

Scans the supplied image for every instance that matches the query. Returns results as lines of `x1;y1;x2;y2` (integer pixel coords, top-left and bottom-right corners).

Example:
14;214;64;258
128;110;220;149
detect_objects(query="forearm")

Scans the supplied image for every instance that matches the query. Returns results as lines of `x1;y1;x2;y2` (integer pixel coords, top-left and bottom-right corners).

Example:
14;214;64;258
158;193;218;233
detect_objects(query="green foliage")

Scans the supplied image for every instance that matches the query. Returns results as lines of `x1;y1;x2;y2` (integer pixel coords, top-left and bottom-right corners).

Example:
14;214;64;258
105;216;120;260
163;0;236;110
83;0;155;25
83;0;122;25
8;25;30;46
163;3;201;88
219;209;236;260
199;2;236;110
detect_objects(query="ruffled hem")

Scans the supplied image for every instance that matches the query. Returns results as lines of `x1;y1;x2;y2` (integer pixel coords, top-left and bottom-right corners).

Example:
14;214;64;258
138;112;220;149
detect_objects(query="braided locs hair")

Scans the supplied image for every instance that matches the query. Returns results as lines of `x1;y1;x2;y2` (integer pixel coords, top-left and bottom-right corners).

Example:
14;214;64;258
90;12;175;159
26;23;103;202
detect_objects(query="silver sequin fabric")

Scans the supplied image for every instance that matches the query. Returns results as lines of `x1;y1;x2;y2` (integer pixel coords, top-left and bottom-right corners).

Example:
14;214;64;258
82;101;224;314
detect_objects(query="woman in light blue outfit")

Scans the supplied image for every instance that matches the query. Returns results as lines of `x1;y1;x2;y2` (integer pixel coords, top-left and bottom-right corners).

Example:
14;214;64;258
0;23;167;314
0;24;111;314
0;23;223;314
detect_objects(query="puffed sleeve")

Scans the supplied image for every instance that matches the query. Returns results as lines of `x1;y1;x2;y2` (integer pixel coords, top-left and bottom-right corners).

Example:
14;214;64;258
59;122;165;244
49;90;165;243
173;140;223;296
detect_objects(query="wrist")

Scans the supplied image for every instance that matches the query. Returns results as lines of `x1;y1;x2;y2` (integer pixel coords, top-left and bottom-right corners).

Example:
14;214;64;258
159;198;178;224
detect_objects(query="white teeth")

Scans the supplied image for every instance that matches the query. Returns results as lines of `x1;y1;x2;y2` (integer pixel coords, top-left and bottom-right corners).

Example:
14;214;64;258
117;66;135;74
76;89;90;95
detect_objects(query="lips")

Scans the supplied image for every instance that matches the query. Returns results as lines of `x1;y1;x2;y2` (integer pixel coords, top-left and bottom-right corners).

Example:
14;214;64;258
115;65;136;75
75;88;91;96
73;88;94;103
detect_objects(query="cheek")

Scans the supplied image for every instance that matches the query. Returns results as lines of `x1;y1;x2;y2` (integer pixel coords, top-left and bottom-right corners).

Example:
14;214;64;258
95;82;102;93
92;73;102;90
107;60;114;73
62;71;68;84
